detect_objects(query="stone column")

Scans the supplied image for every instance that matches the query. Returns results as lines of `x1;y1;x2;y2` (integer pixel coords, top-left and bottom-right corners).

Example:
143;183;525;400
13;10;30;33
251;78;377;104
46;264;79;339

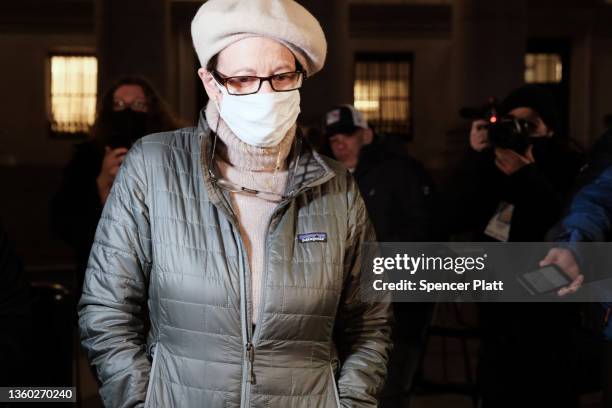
451;0;527;115
440;0;527;174
96;0;171;99
298;0;352;128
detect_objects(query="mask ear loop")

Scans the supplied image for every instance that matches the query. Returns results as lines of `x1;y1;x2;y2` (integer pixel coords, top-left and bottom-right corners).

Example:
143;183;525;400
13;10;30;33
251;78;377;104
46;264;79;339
208;108;221;181
284;129;301;198
212;73;226;113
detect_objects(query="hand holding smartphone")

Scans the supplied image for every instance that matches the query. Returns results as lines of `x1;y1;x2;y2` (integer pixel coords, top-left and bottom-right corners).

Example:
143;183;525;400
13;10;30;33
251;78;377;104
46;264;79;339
518;264;572;295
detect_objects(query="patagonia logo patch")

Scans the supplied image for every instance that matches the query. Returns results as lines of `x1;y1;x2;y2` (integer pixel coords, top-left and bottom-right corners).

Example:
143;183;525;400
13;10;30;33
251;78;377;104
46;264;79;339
298;232;327;243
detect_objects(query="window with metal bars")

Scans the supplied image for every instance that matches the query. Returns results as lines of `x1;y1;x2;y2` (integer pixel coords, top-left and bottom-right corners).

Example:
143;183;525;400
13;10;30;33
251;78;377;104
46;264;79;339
49;54;98;138
524;53;562;84
354;53;413;139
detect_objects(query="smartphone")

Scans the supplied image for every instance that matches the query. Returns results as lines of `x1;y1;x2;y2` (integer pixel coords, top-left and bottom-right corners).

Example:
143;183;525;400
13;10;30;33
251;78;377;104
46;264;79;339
517;264;572;295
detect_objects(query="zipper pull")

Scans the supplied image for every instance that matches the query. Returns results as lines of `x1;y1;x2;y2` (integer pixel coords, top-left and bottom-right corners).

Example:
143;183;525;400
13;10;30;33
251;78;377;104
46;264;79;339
246;342;256;384
148;343;157;359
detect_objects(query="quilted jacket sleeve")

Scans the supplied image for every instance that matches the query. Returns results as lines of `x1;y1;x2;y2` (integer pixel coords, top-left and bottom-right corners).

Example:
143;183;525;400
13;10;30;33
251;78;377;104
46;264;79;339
77;140;152;408
335;174;394;407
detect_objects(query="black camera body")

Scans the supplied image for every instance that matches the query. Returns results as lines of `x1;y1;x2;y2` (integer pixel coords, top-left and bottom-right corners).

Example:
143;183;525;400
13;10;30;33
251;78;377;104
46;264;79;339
460;97;535;154
487;117;534;153
106;129;142;149
106;109;149;149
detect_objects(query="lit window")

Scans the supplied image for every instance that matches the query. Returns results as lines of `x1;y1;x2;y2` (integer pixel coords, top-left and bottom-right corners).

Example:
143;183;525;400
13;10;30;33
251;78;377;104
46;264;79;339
524;53;562;84
354;55;412;137
50;55;98;135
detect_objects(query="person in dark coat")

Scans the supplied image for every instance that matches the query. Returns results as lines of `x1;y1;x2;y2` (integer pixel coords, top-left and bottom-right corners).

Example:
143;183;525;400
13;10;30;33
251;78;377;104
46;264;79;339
322;104;438;243
446;85;583;242
0;221;31;386
541;130;612;407
50;76;181;291
322;104;439;407
445;85;584;408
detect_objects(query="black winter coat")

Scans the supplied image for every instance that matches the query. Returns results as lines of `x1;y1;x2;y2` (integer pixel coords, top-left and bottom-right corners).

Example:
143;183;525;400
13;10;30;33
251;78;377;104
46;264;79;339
0;222;31;385
352;134;439;242
445;140;583;242
444;140;585;408
50;141;104;289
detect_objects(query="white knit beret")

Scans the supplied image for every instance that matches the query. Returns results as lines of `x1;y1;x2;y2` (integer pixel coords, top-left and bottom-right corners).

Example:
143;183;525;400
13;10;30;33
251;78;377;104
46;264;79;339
191;0;327;76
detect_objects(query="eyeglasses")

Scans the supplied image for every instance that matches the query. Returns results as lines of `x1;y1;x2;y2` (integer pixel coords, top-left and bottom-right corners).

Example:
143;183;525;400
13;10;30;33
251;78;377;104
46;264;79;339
208;132;288;203
208;171;288;202
212;70;305;96
113;99;148;112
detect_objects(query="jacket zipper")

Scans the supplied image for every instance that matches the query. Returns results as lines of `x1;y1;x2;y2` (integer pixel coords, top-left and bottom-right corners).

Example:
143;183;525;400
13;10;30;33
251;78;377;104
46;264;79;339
226;182;333;407
236;222;254;408
251;210;280;344
213;188;253;408
205;147;335;407
250;173;335;344
245;206;280;394
247;181;333;388
246;342;256;384
330;362;341;408
210;180;255;408
144;343;159;408
246;194;298;403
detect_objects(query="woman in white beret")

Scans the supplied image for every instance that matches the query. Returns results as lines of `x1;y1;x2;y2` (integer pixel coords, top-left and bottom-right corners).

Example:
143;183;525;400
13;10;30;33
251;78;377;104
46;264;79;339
78;1;393;407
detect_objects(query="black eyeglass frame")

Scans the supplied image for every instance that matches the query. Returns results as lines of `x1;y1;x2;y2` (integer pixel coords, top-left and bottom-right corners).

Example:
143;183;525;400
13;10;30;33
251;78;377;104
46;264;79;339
212;70;306;96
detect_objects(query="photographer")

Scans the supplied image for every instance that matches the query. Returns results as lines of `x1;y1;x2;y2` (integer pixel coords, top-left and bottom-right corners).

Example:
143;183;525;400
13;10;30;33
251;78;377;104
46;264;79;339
445;85;584;408
447;85;582;242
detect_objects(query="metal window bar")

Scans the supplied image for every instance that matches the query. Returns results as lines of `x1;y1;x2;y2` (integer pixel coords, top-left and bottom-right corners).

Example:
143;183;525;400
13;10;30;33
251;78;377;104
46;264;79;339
524;53;562;84
354;57;412;137
50;55;97;135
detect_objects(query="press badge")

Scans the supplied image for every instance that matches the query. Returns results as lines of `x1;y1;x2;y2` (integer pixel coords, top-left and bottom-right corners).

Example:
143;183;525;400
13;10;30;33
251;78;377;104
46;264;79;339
484;201;514;242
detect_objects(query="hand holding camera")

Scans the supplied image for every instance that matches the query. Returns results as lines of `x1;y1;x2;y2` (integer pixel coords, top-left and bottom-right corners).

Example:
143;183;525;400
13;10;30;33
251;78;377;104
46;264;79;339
464;98;541;175
469;117;536;174
469;119;490;152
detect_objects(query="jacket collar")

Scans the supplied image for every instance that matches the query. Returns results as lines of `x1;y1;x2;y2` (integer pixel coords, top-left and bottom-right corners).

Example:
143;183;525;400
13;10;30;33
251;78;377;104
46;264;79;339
197;109;335;204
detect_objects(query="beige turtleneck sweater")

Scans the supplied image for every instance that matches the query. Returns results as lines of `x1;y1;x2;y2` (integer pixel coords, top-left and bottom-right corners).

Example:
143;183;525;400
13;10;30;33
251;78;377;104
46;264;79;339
205;101;295;323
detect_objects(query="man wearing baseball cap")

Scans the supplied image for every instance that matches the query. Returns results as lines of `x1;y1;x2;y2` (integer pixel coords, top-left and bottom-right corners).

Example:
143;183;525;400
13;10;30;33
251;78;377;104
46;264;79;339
324;104;439;407
323;104;437;243
324;105;373;171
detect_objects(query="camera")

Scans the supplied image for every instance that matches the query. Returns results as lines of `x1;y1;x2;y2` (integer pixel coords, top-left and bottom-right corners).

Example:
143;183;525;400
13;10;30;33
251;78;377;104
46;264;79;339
487;117;534;153
460;97;535;153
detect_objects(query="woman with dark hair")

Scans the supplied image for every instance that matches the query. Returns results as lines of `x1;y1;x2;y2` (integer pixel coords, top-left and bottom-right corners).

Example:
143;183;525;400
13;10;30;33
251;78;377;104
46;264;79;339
51;76;181;290
91;76;179;152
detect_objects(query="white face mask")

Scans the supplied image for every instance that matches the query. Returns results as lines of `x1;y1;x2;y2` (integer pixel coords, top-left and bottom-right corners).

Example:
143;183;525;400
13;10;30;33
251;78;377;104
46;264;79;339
214;82;300;148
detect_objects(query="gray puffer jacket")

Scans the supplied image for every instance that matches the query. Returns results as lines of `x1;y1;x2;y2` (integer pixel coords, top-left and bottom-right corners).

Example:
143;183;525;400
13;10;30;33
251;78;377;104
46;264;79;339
78;112;393;408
